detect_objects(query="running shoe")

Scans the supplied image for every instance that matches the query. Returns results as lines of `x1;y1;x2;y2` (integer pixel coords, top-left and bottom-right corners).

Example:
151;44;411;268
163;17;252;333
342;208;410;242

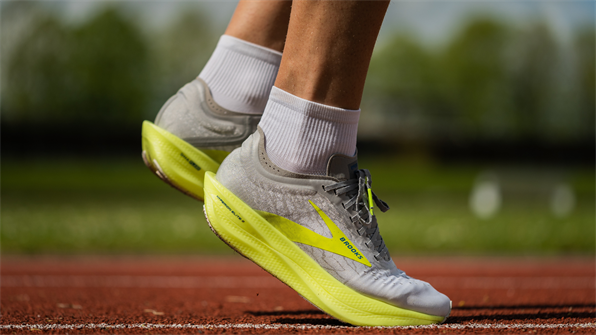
141;78;261;201
203;128;451;326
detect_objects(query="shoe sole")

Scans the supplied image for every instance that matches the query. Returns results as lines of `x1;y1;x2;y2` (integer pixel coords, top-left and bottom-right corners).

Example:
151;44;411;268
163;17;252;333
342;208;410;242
203;172;448;326
141;121;229;202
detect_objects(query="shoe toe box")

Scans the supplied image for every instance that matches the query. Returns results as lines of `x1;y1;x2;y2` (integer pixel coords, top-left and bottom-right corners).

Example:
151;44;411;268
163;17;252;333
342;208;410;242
350;270;451;317
397;278;451;317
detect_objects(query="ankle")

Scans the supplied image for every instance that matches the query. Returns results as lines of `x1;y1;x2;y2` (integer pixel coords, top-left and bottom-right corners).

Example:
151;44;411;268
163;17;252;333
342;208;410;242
259;87;360;175
199;35;282;114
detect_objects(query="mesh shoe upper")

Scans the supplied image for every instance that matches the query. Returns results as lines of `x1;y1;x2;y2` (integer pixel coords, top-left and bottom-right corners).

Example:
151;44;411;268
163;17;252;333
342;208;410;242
155;78;261;152
216;128;451;317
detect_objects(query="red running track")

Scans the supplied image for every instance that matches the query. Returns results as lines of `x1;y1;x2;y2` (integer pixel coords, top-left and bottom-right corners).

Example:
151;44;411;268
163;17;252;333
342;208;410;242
1;255;594;334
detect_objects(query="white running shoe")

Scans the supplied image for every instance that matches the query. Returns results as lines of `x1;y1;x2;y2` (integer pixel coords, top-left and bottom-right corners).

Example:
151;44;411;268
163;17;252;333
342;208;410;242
141;78;261;201
203;128;451;326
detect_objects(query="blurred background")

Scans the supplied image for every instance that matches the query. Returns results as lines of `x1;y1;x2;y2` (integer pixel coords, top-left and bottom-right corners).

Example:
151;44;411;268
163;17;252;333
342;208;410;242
2;1;594;255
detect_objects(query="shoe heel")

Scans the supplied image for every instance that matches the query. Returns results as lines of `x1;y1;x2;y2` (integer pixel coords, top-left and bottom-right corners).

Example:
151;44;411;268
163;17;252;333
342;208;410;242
203;172;446;327
141;121;228;201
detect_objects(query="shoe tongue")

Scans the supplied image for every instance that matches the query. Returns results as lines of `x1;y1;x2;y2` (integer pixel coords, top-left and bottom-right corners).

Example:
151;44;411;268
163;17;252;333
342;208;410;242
326;153;359;181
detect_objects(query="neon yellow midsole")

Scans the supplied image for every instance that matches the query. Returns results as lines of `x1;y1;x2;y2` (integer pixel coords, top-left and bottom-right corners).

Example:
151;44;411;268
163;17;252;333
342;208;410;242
203;172;445;326
141;121;229;201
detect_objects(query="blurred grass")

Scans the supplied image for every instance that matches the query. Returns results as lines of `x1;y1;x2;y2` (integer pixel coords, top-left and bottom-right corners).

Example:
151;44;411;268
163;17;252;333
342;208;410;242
2;156;594;254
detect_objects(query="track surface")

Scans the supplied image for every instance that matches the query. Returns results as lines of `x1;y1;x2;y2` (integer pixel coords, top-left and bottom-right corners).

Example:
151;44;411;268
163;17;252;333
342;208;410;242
2;256;594;334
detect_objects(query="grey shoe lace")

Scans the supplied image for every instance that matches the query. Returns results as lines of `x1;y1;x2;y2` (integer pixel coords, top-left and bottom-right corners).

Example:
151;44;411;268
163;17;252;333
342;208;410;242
323;169;391;261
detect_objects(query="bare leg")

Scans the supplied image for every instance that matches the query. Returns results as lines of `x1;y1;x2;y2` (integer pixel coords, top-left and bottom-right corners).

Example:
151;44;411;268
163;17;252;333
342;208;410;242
275;0;390;109
196;0;291;114
225;0;292;52
259;0;390;175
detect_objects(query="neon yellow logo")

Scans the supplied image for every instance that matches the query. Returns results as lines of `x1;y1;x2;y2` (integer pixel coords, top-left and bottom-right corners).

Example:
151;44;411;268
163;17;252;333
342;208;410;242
257;200;371;267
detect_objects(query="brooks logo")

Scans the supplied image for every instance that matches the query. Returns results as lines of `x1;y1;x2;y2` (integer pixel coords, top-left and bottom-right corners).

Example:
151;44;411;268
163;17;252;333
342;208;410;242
340;237;363;260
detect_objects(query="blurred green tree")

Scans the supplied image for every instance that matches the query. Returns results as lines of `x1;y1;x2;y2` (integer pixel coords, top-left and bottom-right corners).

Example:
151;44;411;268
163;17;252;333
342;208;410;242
440;18;513;140
368;35;436;105
507;22;560;139
69;8;150;123
148;7;216;117
574;27;595;142
2;6;73;122
364;34;456;143
3;6;150;124
367;35;443;117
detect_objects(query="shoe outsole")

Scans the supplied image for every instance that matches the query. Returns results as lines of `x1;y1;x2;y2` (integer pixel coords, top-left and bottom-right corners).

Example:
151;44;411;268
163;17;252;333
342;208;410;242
203;171;449;327
141;121;229;202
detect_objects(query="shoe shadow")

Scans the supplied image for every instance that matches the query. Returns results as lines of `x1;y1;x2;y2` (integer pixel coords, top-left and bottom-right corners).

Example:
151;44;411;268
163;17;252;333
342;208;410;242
247;310;352;326
249;304;595;326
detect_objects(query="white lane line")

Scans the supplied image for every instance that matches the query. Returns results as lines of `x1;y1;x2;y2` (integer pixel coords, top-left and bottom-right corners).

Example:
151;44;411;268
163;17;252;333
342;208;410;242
0;323;594;330
2;275;593;289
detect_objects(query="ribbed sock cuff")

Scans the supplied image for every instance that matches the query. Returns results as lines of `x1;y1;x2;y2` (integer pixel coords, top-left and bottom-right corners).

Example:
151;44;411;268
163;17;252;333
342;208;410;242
199;35;282;114
259;87;360;175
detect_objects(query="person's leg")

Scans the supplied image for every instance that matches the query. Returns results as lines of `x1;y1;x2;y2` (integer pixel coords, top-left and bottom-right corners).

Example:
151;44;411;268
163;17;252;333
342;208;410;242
225;0;291;53
208;0;451;326
142;0;291;201
199;0;291;114
260;0;388;175
275;0;388;109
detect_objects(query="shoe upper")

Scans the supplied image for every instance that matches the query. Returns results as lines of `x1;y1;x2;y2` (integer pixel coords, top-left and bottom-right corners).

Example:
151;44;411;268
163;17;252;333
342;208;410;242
216;128;451;317
155;78;261;152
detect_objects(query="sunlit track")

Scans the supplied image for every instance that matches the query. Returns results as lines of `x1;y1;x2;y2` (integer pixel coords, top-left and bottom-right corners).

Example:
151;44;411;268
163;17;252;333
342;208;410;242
1;322;595;331
3;257;593;334
3;275;594;289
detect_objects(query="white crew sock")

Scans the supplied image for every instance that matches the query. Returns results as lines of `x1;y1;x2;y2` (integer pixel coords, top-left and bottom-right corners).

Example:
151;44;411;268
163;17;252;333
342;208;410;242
199;35;282;114
259;87;360;175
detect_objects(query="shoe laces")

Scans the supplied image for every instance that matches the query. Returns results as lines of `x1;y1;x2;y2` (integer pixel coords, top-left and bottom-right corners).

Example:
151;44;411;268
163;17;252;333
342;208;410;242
323;169;391;261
